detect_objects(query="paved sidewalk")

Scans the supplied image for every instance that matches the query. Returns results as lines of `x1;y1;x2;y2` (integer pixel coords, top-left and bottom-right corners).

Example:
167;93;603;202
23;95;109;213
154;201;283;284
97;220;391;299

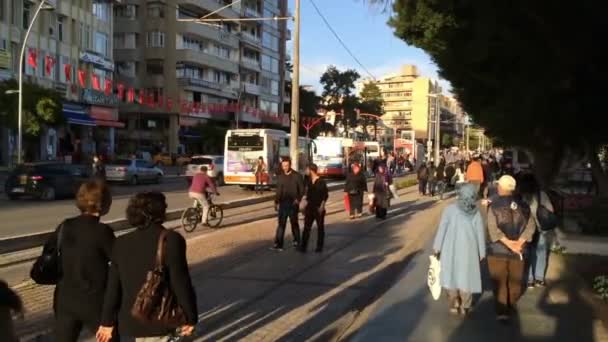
11;183;449;341
350;241;608;341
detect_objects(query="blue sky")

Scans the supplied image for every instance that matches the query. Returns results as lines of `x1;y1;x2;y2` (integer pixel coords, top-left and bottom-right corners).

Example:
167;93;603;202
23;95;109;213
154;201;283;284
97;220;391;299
288;0;448;93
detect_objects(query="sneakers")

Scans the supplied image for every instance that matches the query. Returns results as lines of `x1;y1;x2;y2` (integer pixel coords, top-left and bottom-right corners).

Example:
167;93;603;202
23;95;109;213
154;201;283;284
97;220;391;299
270;245;284;252
535;280;546;287
527;282;536;289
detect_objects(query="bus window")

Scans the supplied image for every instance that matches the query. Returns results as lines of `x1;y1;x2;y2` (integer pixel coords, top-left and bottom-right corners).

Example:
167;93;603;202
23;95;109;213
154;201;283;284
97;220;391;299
226;135;264;173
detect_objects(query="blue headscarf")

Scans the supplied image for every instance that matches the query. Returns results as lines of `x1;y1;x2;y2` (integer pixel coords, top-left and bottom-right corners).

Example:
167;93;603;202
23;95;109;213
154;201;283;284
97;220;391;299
457;183;478;215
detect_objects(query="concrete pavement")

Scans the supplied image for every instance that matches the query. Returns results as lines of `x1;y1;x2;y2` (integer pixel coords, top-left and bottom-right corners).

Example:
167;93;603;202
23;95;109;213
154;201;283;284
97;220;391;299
349;239;608;341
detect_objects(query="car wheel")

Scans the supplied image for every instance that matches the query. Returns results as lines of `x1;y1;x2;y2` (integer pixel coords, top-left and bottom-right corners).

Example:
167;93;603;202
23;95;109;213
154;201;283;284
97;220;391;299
155;174;163;184
130;176;138;186
217;173;225;186
41;187;56;201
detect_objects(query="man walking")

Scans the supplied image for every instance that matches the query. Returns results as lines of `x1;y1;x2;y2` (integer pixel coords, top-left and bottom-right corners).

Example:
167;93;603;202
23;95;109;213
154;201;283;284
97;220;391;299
300;164;328;253
273;158;304;251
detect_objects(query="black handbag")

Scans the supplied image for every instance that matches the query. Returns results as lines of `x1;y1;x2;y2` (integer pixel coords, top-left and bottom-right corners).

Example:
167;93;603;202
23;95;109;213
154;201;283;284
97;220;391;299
537;192;558;231
30;223;64;285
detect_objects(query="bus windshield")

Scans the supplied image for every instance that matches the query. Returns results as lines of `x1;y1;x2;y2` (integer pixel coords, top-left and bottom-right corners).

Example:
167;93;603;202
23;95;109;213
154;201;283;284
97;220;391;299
226;135;264;172
314;140;343;160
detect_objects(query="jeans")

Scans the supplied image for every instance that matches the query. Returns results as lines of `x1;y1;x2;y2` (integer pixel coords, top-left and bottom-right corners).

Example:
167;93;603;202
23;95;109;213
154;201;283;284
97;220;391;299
528;231;549;282
301;207;325;251
189;192;210;224
275;201;300;248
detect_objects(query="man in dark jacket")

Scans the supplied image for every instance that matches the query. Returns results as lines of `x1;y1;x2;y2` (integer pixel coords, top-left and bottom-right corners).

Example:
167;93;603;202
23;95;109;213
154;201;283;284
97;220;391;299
417;163;429;196
487;175;536;322
273;158;304;251
301;164;328;253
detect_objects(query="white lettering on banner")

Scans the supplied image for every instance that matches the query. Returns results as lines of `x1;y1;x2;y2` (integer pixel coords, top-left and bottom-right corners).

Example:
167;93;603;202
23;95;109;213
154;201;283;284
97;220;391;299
79;51;114;71
81;89;118;106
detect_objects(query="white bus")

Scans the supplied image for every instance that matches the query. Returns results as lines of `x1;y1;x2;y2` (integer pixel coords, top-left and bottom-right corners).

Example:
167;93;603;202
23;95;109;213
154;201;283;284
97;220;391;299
224;129;312;187
313;137;347;178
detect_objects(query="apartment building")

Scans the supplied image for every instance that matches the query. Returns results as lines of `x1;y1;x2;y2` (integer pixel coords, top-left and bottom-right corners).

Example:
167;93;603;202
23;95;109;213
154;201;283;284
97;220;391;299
0;0;116;165
113;0;290;155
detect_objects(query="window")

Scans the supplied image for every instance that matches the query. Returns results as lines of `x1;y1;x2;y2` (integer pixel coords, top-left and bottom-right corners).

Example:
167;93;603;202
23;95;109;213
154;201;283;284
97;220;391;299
260;100;278;114
23;1;31;29
242;48;259;62
262;32;279;51
71;19;77;43
114;33;138;49
114;5;138;19
0;0;4;22
94;31;109;56
146;88;164;102
93;2;110;21
57;16;64;41
271;80;279;96
117;61;137;77
84;24;91;49
147;3;164;18
261;55;271;71
212;70;231;84
181;35;203;51
176;65;205;79
147;31;165;47
146;59;164;75
93;67;110;82
264;8;278;28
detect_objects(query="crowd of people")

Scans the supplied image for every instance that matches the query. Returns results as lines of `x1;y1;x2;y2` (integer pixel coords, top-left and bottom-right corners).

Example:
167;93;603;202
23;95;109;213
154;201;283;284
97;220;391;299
432;155;556;322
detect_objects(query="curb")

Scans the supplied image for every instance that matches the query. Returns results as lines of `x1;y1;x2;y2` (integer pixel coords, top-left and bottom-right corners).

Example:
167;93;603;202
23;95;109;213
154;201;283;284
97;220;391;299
0;173;415;255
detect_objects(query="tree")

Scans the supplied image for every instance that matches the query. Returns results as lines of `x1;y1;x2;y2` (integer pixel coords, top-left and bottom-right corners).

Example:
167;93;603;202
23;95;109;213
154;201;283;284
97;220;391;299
0;79;63;137
358;82;384;140
299;86;323;138
378;0;606;191
320;65;361;133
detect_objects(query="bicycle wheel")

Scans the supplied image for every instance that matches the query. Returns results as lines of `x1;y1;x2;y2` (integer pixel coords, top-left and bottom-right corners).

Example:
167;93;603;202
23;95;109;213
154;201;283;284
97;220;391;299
181;207;201;233
207;205;224;228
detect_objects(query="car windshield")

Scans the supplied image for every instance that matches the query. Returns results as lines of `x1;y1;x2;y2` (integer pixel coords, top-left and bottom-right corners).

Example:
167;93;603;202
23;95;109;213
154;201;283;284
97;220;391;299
191;158;213;165
113;160;132;166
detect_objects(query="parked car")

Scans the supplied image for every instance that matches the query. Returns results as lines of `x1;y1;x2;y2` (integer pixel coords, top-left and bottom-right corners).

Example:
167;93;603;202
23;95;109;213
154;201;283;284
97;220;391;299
186;155;224;185
105;159;164;185
4;163;89;201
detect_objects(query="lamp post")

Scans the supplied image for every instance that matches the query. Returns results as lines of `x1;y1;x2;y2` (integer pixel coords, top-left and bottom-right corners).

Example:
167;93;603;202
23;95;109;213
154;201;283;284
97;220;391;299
17;0;55;164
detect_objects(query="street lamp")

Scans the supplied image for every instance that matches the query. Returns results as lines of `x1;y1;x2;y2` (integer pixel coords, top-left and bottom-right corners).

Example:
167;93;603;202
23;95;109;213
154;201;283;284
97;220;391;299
17;0;55;164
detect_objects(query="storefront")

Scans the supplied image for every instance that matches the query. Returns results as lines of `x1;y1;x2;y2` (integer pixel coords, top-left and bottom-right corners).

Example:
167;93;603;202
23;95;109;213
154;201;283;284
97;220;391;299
60;102;96;163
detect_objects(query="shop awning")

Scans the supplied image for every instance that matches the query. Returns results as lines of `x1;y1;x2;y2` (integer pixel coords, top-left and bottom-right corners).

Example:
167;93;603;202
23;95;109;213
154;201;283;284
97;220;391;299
63;103;96;126
95;119;125;128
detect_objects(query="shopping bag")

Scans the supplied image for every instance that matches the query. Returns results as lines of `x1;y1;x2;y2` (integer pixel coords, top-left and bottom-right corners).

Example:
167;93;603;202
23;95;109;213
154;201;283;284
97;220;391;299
299;198;308;213
389;184;399;200
427;255;441;300
344;193;351;213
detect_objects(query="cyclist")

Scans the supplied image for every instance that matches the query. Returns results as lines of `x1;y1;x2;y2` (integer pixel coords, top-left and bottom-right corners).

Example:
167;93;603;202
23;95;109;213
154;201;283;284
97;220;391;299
189;166;219;226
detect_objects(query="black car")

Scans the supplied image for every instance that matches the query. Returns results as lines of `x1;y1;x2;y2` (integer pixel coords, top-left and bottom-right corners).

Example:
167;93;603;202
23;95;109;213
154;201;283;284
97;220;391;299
4;163;90;200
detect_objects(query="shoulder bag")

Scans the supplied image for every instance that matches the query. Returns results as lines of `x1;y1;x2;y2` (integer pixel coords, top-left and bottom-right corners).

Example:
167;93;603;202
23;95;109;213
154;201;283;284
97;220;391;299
30;223;64;285
131;230;187;328
537;191;558;231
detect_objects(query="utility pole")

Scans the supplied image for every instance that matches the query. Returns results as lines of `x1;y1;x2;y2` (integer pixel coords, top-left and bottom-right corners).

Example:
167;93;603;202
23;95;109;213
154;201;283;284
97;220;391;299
434;95;440;166
289;0;301;170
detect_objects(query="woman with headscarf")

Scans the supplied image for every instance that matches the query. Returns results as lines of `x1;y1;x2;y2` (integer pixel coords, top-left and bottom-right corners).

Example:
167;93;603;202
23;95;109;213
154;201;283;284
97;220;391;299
373;164;392;219
344;163;368;219
432;184;487;315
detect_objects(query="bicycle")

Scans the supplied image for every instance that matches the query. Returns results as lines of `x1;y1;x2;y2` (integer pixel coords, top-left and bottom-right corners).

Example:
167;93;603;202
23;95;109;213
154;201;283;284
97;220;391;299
181;193;224;232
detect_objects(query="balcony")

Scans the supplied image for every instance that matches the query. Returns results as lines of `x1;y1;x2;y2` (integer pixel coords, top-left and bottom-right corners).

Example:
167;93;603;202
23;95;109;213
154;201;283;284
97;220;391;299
243;7;261;18
178;77;222;90
179;0;239;19
175;49;239;74
177;21;239;48
242;83;261;95
240;57;262;72
240;32;262;48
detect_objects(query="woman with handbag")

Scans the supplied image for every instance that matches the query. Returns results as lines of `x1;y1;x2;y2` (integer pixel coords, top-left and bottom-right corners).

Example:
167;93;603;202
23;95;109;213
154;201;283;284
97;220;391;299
39;180;115;341
344;163;368;219
517;174;556;288
373;165;392;219
97;192;197;342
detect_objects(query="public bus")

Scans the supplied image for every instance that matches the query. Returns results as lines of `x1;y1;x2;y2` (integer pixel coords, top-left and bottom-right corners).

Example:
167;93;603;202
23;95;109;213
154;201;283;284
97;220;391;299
313;136;347;178
223;129;312;187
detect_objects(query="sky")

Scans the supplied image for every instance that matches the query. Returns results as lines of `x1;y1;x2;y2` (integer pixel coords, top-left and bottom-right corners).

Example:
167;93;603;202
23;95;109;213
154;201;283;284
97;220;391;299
288;0;450;93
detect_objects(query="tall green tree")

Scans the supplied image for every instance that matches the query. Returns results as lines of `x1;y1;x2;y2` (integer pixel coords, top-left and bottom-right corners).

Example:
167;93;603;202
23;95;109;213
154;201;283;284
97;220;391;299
320;65;361;132
358;82;384;140
375;0;606;191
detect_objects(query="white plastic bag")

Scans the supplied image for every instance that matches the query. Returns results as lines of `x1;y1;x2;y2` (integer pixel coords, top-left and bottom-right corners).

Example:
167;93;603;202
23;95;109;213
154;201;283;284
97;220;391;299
389;184;399;200
427;255;442;300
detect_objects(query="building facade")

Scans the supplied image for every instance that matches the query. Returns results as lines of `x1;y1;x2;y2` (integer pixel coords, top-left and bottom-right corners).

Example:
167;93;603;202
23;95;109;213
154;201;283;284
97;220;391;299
112;0;290;156
0;0;117;165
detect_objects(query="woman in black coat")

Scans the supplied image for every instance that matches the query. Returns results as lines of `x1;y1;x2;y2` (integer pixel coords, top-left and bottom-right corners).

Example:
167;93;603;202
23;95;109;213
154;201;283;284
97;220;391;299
97;192;198;341
344;163;368;219
47;180;115;342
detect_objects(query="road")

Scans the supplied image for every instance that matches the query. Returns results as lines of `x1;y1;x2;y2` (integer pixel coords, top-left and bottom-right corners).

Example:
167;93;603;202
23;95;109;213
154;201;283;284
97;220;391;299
0;177;258;239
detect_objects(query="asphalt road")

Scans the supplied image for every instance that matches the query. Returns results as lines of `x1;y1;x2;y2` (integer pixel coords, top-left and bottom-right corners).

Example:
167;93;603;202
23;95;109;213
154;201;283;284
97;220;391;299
0;176;263;239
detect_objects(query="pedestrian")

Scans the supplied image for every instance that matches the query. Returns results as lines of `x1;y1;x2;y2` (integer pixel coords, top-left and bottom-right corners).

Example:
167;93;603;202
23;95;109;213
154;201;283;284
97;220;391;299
428;163;438;196
465;155;485;196
432;183;486;315
47;180;116;342
373;164;392;219
188;166;219;226
254;156;267;195
272;158;304;251
96;192;198;342
518;174;555;288
487;175;536;322
0;279;23;342
92;155;106;181
300;164;328;253
344;163;368;219
417;163;429;196
455;162;466;185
